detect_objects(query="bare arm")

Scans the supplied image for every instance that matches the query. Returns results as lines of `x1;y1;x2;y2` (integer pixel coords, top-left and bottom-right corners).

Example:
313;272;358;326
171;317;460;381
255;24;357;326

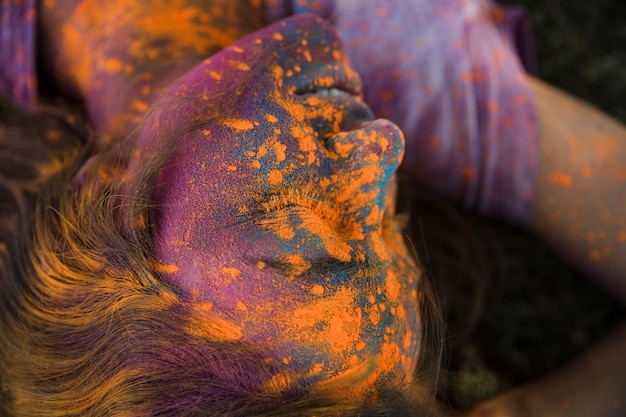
467;321;626;417
467;77;626;417
529;77;626;305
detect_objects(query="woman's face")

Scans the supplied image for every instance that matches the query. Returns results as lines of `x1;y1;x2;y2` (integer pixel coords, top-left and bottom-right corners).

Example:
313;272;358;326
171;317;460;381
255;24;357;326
131;15;421;397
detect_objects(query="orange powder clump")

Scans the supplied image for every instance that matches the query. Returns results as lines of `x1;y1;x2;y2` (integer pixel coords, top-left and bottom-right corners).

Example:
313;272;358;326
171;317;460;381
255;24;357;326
333;141;355;158
132;100;148;112
273;141;287;162
268;169;283;185
289;287;361;356
305;96;321;106
311;284;325;295
292;126;317;152
402;331;413;351
283;254;311;276
221;267;240;279
272;65;284;88
301;218;352;262
384;270;401;302
230;60;251;72
104;57;124;73
310;363;325;375
364;206;381;226
222;118;256;131
149;261;180;274
259;217;295;241
195;301;214;312
369;305;381;326
378;342;402;375
369;232;391;261
256;142;268;158
208;70;222;80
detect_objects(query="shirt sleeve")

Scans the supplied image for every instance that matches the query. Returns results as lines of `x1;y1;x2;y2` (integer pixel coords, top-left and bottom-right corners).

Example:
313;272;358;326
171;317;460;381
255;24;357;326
0;0;37;110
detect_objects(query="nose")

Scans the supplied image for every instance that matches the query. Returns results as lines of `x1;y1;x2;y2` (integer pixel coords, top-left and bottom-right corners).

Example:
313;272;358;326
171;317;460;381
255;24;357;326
326;119;405;176
320;119;405;228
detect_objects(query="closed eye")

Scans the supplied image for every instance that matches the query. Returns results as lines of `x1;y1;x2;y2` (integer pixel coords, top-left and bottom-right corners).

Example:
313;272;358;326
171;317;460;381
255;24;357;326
254;189;341;226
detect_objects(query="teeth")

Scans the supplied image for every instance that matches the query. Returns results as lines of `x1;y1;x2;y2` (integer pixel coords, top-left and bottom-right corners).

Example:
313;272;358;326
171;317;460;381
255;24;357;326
315;88;350;97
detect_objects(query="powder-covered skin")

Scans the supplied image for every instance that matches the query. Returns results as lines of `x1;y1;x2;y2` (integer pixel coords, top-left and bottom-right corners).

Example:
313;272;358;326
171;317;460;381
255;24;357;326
267;0;539;225
129;15;421;398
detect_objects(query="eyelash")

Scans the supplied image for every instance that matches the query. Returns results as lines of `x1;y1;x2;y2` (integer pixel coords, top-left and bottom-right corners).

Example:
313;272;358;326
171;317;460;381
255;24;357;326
258;188;340;225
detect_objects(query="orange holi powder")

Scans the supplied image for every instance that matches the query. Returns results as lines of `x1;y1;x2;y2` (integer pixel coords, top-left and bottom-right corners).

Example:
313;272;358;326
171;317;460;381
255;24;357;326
222;118;256;131
368;305;381;326
268;169;283;185
311;284;325;295
289;287;361;356
230;60;251;71
283;254;312;276
273;141;287;162
384;271;401;302
149;261;180;274
221;267;240;279
208;70;222;80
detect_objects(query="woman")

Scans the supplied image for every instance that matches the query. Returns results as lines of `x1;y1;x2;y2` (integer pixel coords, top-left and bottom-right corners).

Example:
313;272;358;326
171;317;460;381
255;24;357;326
1;0;625;416
1;6;439;416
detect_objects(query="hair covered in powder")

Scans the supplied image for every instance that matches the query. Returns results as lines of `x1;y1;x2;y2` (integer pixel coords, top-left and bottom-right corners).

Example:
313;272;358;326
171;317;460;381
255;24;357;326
0;96;444;416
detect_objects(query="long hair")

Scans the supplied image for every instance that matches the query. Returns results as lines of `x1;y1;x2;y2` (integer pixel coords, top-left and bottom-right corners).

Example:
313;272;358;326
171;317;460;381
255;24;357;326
0;102;446;416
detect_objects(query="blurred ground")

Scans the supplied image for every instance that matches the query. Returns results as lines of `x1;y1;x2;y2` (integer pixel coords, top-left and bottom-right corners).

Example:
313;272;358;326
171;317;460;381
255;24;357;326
504;0;626;123
441;0;626;409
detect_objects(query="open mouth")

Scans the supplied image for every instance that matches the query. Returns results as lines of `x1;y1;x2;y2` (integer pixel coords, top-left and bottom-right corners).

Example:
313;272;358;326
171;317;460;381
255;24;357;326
289;65;374;138
297;87;353;98
292;64;362;98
